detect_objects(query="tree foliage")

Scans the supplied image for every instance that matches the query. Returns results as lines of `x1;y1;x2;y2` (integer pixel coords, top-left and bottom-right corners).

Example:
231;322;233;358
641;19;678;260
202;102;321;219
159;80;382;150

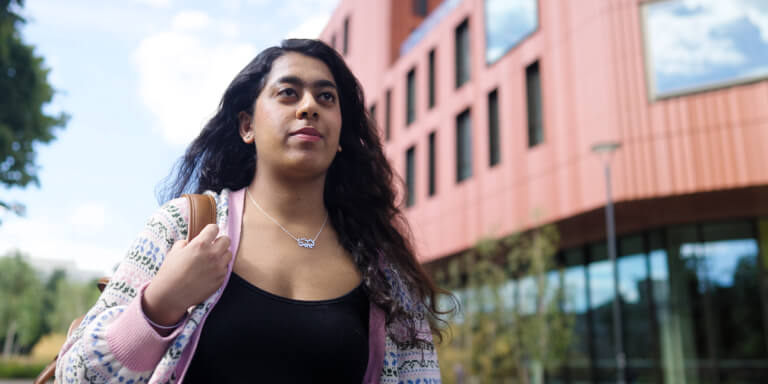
0;0;68;214
0;252;100;358
435;224;573;384
0;251;44;357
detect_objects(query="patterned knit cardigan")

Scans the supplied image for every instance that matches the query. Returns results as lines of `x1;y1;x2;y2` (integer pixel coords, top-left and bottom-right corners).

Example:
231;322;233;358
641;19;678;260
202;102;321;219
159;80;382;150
55;188;441;383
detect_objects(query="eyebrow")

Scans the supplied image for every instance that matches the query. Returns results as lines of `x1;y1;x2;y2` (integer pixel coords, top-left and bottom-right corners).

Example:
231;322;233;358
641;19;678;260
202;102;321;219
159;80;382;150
274;75;337;90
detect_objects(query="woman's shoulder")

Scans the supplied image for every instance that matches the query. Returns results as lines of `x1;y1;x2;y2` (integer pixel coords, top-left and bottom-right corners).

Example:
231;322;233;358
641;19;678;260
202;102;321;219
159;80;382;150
158;189;233;214
152;188;234;239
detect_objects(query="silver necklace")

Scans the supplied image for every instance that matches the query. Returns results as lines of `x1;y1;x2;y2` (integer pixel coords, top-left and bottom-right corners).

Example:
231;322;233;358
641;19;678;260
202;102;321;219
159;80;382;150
246;189;328;249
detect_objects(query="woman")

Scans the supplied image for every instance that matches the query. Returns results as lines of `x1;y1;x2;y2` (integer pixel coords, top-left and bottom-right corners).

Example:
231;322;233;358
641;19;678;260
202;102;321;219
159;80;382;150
56;39;451;383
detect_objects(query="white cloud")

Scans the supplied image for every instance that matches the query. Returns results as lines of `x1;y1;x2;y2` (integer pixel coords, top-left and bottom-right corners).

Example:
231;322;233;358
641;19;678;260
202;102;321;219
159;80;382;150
133;1;341;147
133;11;258;146
70;202;108;233
0;217;123;276
134;0;171;8
285;13;332;39
648;0;746;75
647;0;768;76
171;10;210;31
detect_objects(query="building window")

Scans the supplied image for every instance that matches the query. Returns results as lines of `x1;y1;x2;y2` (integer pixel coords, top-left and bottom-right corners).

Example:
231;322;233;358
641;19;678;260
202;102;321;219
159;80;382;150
428;131;436;196
343;17;350;55
406;146;416;207
642;0;768;98
456;109;472;182
369;103;377;125
428;49;436;109
526;61;543;148
331;34;337;51
488;89;500;166
446;218;768;382
484;0;538;64
406;68;416;126
413;0;427;17
455;19;470;88
385;89;391;141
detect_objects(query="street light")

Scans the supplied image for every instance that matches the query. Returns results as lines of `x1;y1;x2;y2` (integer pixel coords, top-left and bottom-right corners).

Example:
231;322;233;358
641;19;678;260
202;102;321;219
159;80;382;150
591;141;625;384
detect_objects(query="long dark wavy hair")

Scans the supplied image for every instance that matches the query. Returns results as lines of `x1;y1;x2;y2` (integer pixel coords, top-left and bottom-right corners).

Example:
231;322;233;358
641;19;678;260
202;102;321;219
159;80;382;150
158;39;454;345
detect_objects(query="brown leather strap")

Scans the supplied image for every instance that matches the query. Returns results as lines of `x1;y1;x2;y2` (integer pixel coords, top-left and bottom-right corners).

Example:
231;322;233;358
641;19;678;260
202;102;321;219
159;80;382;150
183;193;217;241
34;360;56;384
97;277;110;292
34;313;86;383
38;194;217;383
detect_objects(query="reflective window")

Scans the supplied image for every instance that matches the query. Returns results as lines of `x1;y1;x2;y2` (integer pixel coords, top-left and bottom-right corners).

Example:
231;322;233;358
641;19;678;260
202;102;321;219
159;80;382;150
455;109;472;182
428;49;436;109
664;221;768;382
484;0;538;64
428;131;436;196
618;235;657;383
455;19;470;88
643;0;768;98
406;68;416;126
385;89;391;141
413;0;427;17
369;103;376;125
442;219;768;382
562;248;592;382
343;17;349;55
700;221;766;382
526;61;544;148
487;89;500;167
405;146;415;207
588;243;618;382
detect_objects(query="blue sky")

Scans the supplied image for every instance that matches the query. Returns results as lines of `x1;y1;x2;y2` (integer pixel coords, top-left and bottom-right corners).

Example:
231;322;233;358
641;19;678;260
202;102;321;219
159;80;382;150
0;0;338;276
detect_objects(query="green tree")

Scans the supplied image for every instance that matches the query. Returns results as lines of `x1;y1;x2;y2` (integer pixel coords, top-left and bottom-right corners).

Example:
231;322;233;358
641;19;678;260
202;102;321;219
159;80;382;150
39;268;66;335
0;251;44;357
0;0;68;218
47;276;100;334
436;224;573;384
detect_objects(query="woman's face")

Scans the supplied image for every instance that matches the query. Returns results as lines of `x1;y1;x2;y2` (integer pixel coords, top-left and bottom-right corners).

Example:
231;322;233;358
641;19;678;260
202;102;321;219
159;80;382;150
240;52;342;180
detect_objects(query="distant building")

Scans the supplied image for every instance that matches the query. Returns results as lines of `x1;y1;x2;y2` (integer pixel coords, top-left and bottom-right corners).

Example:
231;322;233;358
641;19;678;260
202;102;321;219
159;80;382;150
321;0;768;382
26;256;102;283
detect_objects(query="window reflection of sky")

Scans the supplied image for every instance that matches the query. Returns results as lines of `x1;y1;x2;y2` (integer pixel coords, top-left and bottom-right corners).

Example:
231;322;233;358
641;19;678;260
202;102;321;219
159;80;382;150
680;239;759;286
484;0;538;64
564;266;588;313
589;260;616;310
644;0;768;96
618;254;647;303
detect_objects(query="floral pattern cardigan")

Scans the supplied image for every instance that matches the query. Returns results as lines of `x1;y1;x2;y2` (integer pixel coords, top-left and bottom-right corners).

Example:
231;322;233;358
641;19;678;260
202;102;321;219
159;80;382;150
55;188;441;383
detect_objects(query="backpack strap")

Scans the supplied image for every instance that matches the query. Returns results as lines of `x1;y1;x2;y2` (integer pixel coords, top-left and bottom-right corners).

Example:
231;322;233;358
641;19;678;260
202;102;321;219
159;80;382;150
183;193;217;241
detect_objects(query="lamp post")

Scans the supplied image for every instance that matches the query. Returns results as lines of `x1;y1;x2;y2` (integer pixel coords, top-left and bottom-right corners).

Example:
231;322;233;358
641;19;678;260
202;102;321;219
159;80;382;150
591;141;625;384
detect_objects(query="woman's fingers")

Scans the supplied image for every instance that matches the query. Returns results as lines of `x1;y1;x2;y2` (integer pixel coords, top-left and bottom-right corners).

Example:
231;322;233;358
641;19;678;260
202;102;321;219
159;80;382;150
192;223;220;245
171;239;188;251
212;234;231;253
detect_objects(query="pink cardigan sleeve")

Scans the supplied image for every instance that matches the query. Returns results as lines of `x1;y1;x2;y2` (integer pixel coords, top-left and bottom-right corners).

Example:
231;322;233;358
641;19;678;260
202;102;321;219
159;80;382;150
105;281;188;371
55;197;189;383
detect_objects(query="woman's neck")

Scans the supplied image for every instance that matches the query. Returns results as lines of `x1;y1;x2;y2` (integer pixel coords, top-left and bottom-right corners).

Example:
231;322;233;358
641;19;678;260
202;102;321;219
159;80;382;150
247;170;327;225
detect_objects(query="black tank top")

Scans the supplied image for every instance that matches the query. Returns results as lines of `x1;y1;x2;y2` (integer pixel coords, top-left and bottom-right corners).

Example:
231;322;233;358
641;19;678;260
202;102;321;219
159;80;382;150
184;272;369;383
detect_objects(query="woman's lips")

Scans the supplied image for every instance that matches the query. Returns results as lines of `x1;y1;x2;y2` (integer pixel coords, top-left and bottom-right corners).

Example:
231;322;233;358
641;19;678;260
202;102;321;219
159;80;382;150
289;127;323;142
291;133;322;142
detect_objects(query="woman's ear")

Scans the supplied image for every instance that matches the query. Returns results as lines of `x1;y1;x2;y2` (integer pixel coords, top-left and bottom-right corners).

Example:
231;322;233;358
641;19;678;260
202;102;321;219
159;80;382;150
238;111;254;144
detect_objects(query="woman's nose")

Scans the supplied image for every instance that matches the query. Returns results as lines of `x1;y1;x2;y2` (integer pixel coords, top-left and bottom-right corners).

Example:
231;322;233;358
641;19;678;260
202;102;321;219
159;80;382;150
296;94;319;120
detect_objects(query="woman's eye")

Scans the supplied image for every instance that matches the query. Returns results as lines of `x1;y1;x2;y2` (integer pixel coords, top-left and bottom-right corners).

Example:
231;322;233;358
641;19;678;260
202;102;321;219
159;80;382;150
278;88;297;97
319;92;336;102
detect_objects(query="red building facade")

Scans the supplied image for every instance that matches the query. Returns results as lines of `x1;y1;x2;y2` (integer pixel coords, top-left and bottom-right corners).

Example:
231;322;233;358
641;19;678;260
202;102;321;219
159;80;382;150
322;0;768;382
